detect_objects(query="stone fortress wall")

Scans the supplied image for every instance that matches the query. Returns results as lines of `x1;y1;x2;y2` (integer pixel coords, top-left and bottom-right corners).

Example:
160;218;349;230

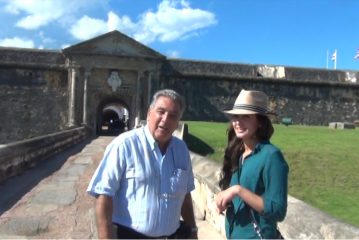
1;36;359;144
0;32;359;238
161;59;359;125
0;48;69;144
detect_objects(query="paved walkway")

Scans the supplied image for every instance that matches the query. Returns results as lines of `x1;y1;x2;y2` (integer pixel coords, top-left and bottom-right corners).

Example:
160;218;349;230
0;136;224;239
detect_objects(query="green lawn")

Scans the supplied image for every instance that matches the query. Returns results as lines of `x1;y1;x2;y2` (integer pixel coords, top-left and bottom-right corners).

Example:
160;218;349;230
185;121;359;227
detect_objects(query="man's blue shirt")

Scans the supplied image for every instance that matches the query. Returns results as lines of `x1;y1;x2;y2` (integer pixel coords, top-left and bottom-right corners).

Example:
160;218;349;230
87;126;195;237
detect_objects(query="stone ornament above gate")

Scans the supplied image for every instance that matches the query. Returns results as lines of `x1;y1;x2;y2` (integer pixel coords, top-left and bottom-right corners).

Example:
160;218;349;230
107;71;122;92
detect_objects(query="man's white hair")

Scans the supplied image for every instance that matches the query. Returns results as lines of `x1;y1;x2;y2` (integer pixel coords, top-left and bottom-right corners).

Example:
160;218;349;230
149;89;185;116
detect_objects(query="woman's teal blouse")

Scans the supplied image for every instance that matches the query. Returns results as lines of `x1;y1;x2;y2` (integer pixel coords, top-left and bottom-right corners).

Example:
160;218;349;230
225;140;289;239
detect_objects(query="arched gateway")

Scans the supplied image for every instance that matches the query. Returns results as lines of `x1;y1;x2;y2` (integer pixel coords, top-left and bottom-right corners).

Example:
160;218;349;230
62;30;164;134
1;30;358;143
97;98;129;135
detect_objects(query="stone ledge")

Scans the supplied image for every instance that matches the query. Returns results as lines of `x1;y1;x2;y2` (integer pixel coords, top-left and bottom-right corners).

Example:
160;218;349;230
0;126;91;184
190;152;359;239
328;122;356;129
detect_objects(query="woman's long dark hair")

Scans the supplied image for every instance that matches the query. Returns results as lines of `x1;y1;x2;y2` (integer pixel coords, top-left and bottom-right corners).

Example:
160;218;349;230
218;114;274;190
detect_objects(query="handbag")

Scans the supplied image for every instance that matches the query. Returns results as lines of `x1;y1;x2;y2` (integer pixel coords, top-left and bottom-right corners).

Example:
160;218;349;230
250;209;284;239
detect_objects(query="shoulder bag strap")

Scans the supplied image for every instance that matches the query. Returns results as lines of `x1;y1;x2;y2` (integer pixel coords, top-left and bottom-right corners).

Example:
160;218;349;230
250;208;263;239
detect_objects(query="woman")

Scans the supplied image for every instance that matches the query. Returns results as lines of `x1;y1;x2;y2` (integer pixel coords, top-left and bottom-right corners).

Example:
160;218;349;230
216;89;289;239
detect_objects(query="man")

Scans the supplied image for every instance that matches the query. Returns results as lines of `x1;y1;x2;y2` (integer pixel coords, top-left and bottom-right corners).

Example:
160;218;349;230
87;89;198;239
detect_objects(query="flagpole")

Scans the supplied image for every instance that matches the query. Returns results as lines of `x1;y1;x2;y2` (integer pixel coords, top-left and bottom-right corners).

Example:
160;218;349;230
332;49;337;70
334;49;337;70
326;50;329;69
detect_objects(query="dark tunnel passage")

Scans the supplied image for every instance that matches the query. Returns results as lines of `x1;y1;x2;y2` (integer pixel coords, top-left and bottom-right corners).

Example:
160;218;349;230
97;104;129;136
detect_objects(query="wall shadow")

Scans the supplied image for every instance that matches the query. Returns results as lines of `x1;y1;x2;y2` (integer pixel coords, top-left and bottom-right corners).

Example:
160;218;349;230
185;133;214;156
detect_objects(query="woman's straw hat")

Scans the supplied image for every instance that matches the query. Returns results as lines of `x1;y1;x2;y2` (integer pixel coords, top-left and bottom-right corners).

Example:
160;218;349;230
224;89;276;115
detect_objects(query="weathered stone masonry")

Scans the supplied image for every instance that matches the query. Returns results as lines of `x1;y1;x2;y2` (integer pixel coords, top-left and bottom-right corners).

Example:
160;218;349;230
161;59;359;124
0;48;68;143
1;31;358;144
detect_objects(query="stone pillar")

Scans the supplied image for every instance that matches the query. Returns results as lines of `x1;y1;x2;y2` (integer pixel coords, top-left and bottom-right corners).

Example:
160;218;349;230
147;71;152;107
82;69;91;125
135;71;143;123
68;67;78;127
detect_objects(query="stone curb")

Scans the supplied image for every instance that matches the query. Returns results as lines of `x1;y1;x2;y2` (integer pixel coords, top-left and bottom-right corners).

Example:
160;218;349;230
190;152;359;239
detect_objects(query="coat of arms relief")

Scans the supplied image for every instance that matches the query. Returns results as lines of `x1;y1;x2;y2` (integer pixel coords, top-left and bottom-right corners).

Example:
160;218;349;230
107;71;122;92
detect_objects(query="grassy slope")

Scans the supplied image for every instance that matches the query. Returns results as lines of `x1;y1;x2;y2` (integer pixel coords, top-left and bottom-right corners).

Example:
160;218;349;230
185;121;359;227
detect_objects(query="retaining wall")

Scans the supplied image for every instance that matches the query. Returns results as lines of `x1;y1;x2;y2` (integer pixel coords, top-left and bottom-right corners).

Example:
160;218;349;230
162;59;359;125
0;65;69;144
0;126;91;183
190;153;359;239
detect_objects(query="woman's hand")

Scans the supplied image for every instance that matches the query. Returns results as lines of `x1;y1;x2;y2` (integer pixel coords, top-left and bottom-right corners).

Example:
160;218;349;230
215;185;241;214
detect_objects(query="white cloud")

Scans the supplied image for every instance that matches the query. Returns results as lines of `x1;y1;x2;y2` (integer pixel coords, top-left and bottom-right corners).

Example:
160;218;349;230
3;2;20;14
16;14;56;30
166;50;181;58
70;15;108;40
39;31;54;43
70;11;138;41
69;0;216;44
107;11;137;35
0;37;35;48
2;0;91;30
1;0;216;47
38;31;56;47
61;44;71;49
135;0;217;44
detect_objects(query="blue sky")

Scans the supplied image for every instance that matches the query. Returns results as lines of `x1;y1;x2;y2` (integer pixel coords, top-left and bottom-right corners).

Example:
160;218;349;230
0;0;358;71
